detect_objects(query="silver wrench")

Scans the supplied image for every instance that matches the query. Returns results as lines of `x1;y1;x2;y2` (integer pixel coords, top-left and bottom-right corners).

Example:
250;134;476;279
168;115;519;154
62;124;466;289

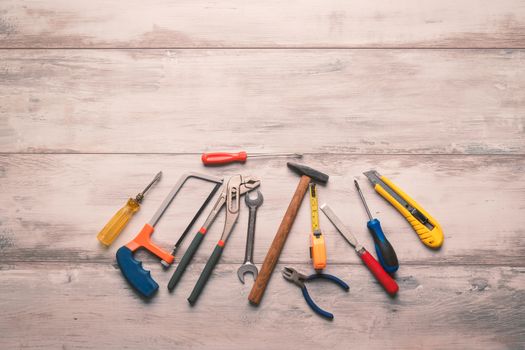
237;190;263;283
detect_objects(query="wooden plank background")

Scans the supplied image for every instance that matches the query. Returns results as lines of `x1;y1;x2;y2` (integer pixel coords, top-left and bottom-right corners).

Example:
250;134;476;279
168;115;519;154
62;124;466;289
1;0;525;48
0;1;524;349
1;49;523;154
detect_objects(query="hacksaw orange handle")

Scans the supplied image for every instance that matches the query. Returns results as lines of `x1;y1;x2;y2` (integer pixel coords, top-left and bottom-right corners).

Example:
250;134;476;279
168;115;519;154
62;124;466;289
125;224;175;264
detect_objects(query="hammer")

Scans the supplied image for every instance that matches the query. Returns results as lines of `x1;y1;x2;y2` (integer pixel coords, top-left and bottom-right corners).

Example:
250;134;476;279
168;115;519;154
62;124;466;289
248;162;329;305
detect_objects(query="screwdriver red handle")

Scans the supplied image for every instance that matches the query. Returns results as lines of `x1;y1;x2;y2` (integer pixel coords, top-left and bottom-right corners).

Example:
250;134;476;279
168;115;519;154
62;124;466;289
202;152;248;165
358;248;399;296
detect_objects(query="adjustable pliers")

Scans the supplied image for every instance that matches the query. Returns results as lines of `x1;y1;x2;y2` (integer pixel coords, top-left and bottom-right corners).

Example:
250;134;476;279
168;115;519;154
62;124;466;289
282;267;349;320
187;174;260;305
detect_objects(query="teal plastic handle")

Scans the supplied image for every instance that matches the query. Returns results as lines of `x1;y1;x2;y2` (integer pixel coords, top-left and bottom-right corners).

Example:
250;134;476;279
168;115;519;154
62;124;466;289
168;230;206;291
187;243;224;305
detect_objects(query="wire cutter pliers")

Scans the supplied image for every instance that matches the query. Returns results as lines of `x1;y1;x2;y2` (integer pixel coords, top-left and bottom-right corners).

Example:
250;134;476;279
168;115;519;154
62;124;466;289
282;267;349;320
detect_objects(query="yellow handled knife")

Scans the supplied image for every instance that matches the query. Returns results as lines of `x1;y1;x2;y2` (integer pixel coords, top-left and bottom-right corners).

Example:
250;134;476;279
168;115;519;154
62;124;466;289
364;170;443;249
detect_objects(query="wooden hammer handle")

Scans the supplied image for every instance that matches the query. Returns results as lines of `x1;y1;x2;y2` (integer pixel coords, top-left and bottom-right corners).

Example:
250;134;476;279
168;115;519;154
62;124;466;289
248;175;311;305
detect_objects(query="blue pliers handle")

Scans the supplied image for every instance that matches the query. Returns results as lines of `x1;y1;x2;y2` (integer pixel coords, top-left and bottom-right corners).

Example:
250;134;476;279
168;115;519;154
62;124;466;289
282;267;350;320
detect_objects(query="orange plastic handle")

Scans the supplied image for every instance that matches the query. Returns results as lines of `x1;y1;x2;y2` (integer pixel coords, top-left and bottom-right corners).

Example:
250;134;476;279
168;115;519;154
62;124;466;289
310;233;327;270
201;151;248;165
125;224;174;264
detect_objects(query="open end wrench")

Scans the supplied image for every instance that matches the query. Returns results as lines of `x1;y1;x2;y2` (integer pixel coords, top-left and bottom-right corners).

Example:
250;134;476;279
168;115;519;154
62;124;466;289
237;190;263;283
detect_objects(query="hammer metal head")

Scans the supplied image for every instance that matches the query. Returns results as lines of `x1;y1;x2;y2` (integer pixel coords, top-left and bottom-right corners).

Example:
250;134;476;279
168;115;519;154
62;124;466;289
287;162;329;184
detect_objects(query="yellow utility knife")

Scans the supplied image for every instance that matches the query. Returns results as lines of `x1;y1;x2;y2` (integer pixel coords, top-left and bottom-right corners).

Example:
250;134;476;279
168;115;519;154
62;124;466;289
309;182;327;270
364;170;443;249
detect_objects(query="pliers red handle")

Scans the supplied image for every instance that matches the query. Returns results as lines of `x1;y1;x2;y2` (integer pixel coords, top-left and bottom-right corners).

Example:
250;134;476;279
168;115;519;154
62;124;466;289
282;267;349;320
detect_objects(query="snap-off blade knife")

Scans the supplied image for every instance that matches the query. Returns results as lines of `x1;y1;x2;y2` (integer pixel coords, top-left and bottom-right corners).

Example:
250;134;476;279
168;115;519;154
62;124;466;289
363;170;443;249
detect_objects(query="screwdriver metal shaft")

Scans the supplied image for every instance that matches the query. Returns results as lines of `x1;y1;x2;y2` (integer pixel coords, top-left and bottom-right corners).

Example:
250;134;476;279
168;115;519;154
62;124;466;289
135;171;163;202
354;180;373;220
249;152;303;158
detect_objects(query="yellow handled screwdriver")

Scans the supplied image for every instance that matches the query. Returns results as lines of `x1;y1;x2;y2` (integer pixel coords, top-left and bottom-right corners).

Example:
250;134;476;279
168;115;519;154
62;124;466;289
97;171;162;246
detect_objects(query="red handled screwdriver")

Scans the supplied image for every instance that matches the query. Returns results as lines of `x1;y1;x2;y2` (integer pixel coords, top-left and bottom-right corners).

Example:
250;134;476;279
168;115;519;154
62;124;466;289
320;203;398;296
201;151;302;165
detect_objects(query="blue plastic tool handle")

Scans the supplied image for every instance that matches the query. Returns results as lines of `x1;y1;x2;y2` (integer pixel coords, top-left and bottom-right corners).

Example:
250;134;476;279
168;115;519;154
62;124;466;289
302;287;333;319
116;246;159;298
301;273;350;320
367;218;399;273
306;273;350;290
187;243;224;305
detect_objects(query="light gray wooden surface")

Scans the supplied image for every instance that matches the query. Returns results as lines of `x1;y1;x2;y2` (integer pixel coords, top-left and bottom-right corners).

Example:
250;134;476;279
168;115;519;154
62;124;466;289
1;0;525;48
1;1;524;349
1;49;524;154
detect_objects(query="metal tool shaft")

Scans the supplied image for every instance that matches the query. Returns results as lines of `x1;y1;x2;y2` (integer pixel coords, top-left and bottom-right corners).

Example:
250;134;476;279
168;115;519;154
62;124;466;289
141;171;162;195
135;171;162;203
320;203;359;249
249;152;302;158
354;179;373;220
238;190;263;283
244;207;257;262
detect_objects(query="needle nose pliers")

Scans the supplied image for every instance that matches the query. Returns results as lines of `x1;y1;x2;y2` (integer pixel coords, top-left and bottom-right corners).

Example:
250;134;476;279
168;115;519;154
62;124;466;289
282;267;349;320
